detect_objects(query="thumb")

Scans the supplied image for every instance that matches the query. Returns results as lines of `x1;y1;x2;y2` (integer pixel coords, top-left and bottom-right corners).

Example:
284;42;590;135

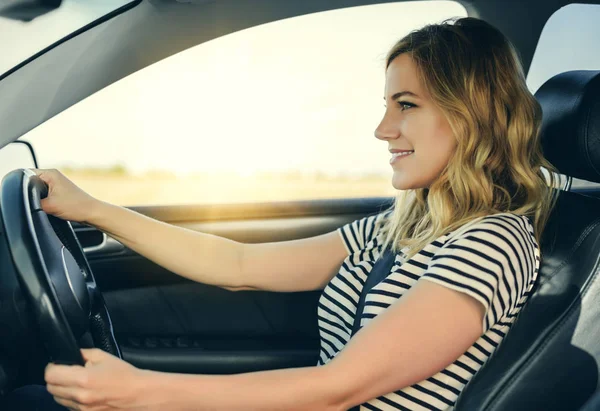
31;168;53;185
81;348;110;365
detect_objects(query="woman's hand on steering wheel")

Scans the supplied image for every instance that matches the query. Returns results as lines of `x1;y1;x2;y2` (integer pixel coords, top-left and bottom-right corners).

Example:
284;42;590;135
31;168;101;223
45;348;154;411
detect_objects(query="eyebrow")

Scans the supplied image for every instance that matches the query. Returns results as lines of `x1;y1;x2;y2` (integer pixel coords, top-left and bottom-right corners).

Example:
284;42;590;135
384;91;419;100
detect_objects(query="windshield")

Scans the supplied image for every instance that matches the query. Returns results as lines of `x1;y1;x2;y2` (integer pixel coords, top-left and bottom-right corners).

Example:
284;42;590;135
0;0;135;77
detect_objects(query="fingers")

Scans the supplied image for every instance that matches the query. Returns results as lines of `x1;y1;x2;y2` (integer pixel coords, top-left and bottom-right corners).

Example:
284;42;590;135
31;168;58;183
51;394;82;411
45;362;102;410
31;168;46;181
48;384;97;409
45;363;89;387
81;348;110;364
52;394;102;411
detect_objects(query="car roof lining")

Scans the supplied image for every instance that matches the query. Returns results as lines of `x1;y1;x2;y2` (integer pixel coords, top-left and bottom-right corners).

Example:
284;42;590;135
0;0;599;149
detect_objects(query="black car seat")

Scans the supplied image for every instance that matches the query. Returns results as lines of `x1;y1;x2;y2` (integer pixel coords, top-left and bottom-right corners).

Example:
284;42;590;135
454;70;600;411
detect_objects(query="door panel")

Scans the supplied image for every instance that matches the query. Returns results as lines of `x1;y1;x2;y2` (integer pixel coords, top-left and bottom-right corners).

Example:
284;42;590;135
73;197;393;374
106;283;323;374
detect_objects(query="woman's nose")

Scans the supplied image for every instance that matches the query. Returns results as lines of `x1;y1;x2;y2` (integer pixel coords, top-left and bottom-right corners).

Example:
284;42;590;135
374;116;399;141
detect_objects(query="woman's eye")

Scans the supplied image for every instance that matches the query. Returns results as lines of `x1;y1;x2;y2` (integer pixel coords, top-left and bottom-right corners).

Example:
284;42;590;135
397;101;416;111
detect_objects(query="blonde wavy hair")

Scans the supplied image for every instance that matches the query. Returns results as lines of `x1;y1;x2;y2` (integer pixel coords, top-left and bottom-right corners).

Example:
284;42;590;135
381;17;559;259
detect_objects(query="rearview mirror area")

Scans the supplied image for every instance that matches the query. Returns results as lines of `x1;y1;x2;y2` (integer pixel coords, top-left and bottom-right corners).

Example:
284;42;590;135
0;0;62;22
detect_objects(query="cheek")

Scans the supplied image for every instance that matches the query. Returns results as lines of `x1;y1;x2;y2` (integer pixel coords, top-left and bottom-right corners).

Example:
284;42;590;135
439;121;457;154
418;118;456;162
406;115;441;147
401;112;455;154
395;117;410;135
429;113;454;146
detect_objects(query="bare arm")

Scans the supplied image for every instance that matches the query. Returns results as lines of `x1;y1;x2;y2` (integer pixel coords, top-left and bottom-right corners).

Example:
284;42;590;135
240;230;349;292
87;201;348;292
34;169;349;293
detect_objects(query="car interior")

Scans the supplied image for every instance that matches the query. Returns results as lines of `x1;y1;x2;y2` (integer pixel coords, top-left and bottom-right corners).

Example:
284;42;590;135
1;0;600;410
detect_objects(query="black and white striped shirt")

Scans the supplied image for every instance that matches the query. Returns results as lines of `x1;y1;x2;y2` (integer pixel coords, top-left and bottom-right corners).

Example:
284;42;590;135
317;211;539;410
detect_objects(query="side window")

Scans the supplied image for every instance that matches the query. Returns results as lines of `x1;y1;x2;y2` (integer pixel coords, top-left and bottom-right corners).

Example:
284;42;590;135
527;3;600;191
23;2;467;206
527;4;600;94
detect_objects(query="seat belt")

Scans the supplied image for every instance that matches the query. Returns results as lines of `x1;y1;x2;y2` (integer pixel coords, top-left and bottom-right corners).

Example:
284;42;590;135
348;248;397;411
350;248;397;338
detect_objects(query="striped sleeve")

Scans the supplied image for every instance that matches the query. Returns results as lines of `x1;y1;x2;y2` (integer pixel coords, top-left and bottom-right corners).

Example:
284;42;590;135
420;215;537;333
337;210;391;255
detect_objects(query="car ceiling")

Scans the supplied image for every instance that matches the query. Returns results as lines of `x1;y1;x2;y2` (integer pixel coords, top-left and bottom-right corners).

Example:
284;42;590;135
0;0;599;149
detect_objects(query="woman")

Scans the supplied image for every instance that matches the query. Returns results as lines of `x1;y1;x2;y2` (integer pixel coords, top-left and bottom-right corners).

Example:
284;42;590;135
2;17;558;411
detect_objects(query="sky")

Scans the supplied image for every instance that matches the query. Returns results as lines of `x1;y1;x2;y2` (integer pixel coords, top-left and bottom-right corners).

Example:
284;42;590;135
1;1;598;178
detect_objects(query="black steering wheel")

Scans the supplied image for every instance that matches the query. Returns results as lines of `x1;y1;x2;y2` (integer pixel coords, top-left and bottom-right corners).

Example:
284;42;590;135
0;169;121;366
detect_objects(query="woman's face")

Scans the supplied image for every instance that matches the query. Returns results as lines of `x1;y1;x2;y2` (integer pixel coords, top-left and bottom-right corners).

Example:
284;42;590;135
375;53;457;190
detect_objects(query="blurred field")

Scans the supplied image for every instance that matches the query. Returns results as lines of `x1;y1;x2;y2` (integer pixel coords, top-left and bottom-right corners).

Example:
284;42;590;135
62;171;397;206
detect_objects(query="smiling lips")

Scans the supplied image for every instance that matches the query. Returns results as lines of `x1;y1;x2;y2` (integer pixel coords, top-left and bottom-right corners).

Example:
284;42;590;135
390;150;414;164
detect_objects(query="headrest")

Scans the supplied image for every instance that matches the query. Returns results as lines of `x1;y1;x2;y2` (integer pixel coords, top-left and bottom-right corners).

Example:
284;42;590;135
536;70;600;183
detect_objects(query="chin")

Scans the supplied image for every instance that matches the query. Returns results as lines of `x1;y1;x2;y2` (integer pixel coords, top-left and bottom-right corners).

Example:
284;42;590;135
392;174;429;191
391;175;410;190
